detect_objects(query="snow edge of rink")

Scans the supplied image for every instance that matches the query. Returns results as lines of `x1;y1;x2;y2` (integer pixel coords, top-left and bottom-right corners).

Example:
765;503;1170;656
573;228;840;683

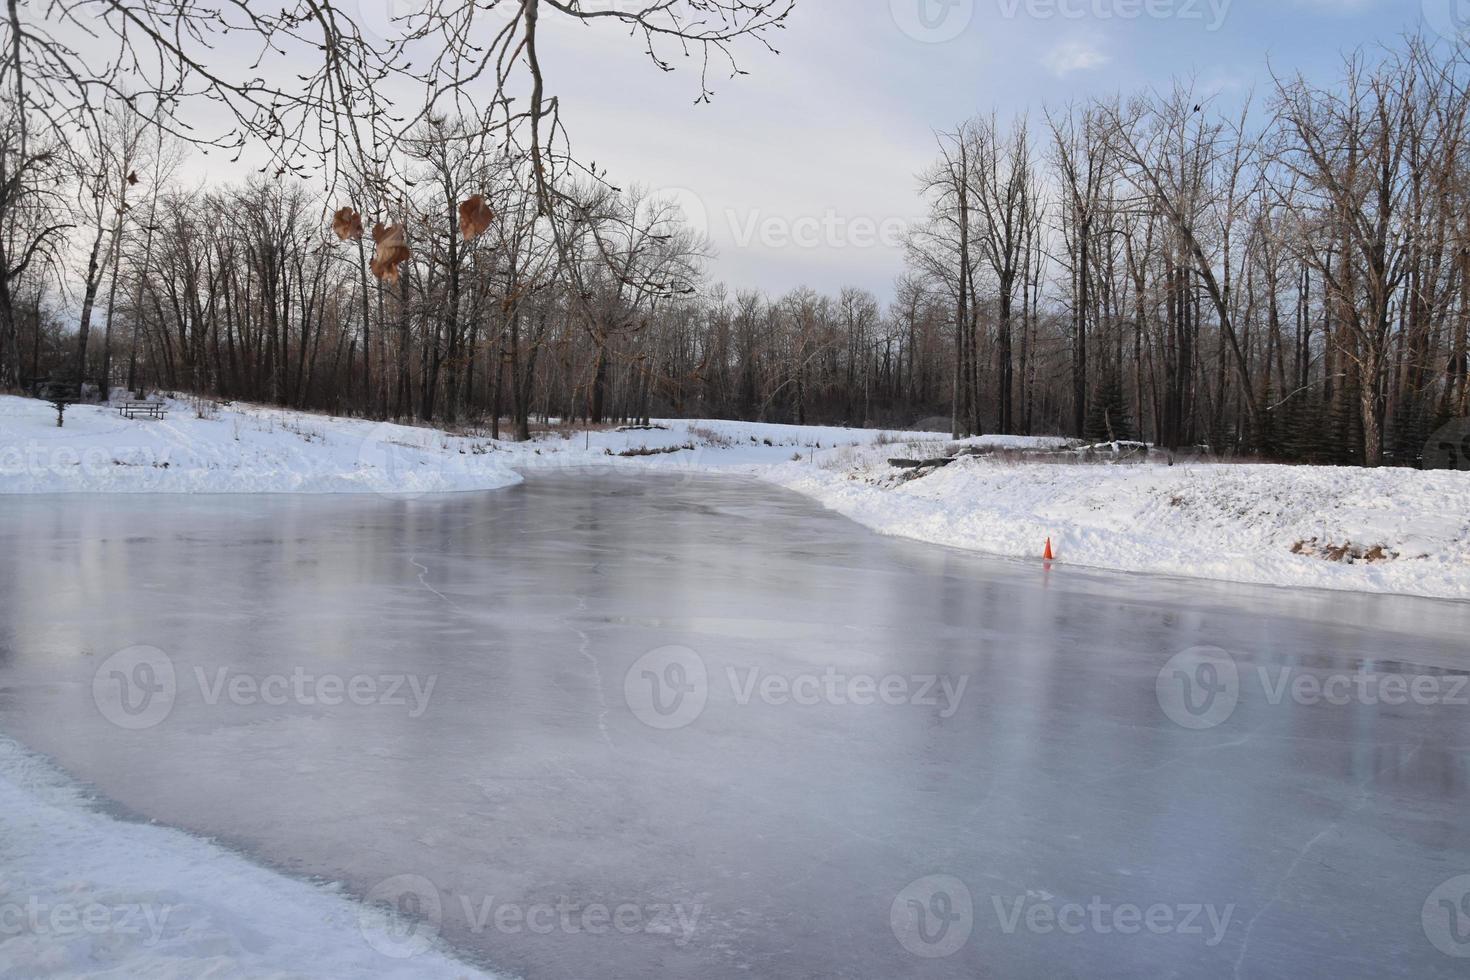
0;735;497;979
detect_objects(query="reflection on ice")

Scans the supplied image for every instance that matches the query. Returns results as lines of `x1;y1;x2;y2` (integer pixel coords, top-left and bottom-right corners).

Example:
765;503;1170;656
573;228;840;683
0;473;1467;979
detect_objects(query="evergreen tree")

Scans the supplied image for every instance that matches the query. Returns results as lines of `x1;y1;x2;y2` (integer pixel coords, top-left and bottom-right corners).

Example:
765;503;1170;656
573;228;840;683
1084;375;1136;443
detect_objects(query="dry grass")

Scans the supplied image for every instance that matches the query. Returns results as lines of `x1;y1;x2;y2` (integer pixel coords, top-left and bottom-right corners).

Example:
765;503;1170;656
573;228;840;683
687;425;734;448
816;445;864;471
188;396;221;421
1291;538;1402;563
616;443;695;458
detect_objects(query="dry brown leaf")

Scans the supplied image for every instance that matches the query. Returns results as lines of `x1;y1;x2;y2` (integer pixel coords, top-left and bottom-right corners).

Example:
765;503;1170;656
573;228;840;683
370;222;410;282
458;194;494;241
125;171;139;186
331;207;364;242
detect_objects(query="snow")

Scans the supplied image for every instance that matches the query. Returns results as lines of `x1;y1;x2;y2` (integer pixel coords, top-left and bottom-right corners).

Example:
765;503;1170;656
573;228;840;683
0;736;495;979
764;443;1470;601
0;396;522;495
2;394;1469;599
0;396;908;493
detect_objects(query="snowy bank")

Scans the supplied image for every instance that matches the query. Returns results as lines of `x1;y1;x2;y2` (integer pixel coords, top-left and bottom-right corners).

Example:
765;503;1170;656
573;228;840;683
0;395;901;494
0;736;493;979
763;441;1470;601
0;395;522;495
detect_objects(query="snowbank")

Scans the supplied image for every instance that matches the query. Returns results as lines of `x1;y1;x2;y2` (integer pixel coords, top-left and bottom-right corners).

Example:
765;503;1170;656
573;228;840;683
0;396;911;493
764;442;1470;600
0;396;521;495
0;736;494;979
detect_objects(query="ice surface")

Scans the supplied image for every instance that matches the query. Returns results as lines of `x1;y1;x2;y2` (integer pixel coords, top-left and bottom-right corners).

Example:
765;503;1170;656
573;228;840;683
1;473;1468;978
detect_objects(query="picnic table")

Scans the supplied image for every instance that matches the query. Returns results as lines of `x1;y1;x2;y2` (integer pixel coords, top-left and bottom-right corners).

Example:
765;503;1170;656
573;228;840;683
118;401;167;420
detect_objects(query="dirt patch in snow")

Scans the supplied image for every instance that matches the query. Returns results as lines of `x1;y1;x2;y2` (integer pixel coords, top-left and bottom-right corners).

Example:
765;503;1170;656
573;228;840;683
1291;538;1404;564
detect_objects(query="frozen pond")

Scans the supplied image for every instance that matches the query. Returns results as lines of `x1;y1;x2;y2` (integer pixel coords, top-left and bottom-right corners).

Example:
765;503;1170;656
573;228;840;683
2;472;1469;978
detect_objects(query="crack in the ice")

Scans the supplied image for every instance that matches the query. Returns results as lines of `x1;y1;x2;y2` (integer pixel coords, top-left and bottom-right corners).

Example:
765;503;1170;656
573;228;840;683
1230;740;1426;980
408;555;458;609
567;594;613;749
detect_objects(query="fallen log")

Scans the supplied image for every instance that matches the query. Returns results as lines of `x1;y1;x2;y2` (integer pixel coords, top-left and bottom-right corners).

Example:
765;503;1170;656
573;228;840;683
888;457;958;470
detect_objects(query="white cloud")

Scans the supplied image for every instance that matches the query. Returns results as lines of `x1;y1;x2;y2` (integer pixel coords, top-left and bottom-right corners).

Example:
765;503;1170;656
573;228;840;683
1042;39;1111;78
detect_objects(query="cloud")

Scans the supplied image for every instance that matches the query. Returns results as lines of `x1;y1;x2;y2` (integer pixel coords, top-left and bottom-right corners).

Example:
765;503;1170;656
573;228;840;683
1042;39;1111;78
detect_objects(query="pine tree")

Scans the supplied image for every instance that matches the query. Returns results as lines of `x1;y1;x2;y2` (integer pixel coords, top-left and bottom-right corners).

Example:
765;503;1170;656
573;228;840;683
1084;375;1135;443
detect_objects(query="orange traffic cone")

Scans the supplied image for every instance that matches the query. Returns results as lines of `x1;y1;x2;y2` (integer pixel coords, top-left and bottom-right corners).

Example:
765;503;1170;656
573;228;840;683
1043;538;1054;561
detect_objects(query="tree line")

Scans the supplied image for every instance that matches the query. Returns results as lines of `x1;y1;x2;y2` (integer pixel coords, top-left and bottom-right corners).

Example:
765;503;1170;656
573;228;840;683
3;21;1469;466
914;36;1470;466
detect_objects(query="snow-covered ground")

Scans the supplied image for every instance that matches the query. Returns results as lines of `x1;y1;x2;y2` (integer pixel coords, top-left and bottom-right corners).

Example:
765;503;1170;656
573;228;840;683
2;394;1468;599
0;394;899;493
764;439;1470;601
0;736;495;979
0;395;523;495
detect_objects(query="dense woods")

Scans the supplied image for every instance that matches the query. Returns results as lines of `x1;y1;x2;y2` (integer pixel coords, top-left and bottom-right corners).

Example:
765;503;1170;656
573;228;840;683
2;12;1468;465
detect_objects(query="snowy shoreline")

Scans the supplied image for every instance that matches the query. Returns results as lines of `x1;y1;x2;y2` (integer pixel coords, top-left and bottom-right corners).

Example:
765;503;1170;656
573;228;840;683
761;451;1470;602
2;394;1468;599
0;735;497;979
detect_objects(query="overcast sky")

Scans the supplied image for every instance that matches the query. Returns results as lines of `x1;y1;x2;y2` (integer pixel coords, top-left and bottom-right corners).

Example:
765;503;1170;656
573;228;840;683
539;0;1449;302
212;0;1452;304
